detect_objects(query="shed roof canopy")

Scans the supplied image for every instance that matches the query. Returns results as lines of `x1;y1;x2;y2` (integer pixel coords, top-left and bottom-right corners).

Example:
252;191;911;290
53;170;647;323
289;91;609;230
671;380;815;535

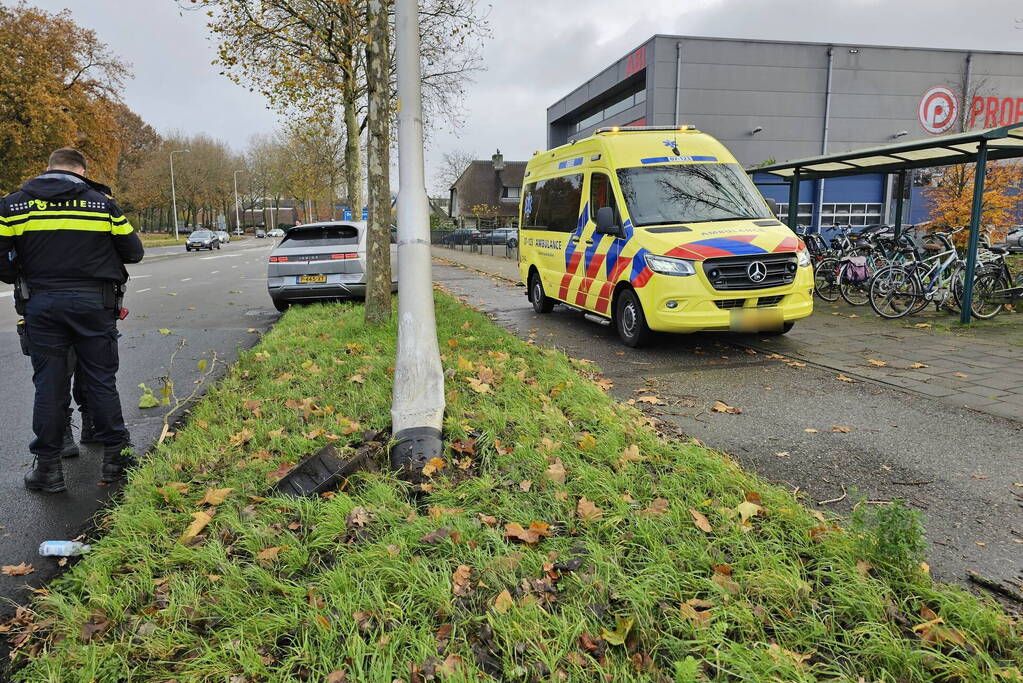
748;123;1023;181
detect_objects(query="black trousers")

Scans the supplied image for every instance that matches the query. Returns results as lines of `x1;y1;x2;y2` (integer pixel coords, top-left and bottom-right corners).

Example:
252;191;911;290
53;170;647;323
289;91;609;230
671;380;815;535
24;291;129;459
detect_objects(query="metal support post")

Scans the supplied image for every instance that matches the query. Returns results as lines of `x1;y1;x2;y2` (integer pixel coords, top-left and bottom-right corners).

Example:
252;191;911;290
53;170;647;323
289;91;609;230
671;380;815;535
959;139;988;325
787;171;801;232
893;170;906;239
233;170;244;231
170;149;189;239
390;0;445;477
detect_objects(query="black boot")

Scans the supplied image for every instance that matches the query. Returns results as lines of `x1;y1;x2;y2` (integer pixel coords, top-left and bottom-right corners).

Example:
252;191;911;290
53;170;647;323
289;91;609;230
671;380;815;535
101;443;135;483
24;457;66;494
60;417;79;459
79;410;99;445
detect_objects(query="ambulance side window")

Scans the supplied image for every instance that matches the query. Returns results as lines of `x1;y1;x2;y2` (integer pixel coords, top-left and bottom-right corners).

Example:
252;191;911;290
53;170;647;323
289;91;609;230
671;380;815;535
521;174;583;233
589;173;620;226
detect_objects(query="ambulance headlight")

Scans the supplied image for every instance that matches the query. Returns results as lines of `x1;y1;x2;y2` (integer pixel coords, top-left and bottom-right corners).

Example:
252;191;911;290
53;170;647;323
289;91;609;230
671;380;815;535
645;254;696;276
797;250;811;268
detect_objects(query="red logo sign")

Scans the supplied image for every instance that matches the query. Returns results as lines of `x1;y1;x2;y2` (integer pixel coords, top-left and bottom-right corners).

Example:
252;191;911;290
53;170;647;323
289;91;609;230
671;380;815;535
625;46;647;77
969;95;1023;129
918;86;959;135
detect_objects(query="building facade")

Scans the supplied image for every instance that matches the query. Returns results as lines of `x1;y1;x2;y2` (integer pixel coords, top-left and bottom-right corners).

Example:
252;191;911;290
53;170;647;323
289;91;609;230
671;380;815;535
547;35;1023;229
449;151;526;228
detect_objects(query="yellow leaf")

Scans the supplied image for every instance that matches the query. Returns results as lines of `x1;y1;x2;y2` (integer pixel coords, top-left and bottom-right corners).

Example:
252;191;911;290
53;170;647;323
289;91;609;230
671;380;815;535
577;433;597;451
349;374;366;384
867;359;887;367
493;589;514;613
198;488;233;506
711;400;741;414
545;460;566;485
831;425;851;433
229;428;254;447
256;546;284;564
180;510;214;544
835;374;856;383
909;362;929;369
1;563;34;576
689;508;712;532
736;500;763;527
954;372;968;378
576;497;603;523
422;457;446;477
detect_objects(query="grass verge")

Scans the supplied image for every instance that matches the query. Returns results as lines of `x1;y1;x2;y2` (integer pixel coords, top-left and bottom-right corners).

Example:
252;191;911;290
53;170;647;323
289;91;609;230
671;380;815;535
6;292;1021;681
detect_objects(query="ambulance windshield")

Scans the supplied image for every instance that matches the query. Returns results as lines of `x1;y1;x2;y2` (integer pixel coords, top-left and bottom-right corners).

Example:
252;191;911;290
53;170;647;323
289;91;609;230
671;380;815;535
617;163;770;227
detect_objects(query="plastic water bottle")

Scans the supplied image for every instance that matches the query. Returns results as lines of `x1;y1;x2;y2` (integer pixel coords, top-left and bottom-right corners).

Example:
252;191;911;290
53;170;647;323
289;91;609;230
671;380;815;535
38;541;91;557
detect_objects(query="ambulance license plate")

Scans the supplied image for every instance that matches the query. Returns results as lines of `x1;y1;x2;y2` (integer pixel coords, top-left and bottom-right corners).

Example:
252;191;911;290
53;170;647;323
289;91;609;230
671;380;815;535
298;275;327;284
729;308;784;332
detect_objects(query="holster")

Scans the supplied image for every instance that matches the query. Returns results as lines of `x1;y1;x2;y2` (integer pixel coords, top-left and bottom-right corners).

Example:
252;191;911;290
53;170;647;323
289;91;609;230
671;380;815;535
13;278;28;316
16;319;29;356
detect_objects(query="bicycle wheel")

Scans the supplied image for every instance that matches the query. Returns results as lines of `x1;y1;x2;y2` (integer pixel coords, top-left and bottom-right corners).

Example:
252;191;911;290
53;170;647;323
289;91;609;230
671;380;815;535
968;271;1008;320
869;265;921;318
838;263;870;306
814;257;840;302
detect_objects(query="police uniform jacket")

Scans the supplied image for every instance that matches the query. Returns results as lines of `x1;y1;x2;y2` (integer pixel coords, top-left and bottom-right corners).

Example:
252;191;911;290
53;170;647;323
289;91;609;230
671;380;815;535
0;170;144;288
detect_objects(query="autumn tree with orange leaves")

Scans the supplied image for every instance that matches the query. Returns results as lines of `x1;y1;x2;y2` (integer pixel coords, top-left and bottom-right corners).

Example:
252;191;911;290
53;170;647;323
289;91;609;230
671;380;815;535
924;163;1022;245
0;2;130;192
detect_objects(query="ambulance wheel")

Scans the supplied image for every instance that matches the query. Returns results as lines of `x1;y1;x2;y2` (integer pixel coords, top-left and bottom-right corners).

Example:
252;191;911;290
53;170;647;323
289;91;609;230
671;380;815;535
615;288;651;348
761;322;794;336
529;272;555;314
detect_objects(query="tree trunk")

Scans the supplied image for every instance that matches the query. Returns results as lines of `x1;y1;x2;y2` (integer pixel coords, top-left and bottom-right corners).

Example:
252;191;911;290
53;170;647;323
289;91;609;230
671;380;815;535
343;74;363;215
363;0;392;325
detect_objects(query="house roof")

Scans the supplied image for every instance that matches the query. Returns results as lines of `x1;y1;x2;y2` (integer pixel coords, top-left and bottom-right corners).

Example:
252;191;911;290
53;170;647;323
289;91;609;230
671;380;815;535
450;159;526;218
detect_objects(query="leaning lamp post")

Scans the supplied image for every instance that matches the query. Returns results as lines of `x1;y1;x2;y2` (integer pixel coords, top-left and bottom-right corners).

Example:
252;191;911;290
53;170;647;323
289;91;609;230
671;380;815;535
389;0;445;477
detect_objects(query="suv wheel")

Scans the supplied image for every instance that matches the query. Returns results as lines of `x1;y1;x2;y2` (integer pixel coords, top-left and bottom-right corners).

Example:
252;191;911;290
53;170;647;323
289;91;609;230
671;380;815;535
614;288;652;347
272;299;289;313
529;272;555;314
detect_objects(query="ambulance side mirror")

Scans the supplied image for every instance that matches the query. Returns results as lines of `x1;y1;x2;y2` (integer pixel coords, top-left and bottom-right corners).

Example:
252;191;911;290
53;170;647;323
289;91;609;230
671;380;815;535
765;198;779;217
594;206;620;236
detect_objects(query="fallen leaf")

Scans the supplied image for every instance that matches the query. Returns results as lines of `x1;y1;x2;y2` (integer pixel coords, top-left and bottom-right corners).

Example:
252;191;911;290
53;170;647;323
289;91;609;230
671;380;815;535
787;361;807;368
766;643;813;669
518;480;532;492
576;497;604;523
349;374;366;384
635;395;664;405
1;563;34;576
345;507;372;529
736;500;763;528
198;488;233;506
689;508;712;533
158;328;172;336
835;374;856;383
601;616;634;646
680;598;714;627
641;498;670;518
545;460;566;485
954;372;968;378
909;362;929;369
302;428;326;440
856;560;873;577
266;461;294;482
493;589;514;613
577;433;597;451
774;451;790;458
325;671;347;683
451;438;477;455
242;399;262;417
504;521;552;545
711;565;740;594
867;359;887;367
452;564;473;597
256;546;284;564
804;428;819;434
420;528;452;545
831;425;851;433
179;510;214;544
228;428;254;447
914;322;932;328
422;457;446;477
478;514;498;527
711;400;741;414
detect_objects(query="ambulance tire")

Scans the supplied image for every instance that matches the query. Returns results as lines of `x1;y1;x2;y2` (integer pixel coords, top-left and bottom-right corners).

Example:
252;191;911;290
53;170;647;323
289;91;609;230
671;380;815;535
529;272;555;314
761;322;794;336
615;288;652;348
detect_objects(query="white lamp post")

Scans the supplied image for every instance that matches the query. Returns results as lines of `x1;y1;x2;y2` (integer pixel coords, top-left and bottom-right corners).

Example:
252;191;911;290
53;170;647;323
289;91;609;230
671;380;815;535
169;149;190;240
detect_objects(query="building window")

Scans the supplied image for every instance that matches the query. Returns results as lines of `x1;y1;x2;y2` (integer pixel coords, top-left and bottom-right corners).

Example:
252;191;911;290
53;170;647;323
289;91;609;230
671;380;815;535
818;202;883;227
572;86;647;133
501;186;520;199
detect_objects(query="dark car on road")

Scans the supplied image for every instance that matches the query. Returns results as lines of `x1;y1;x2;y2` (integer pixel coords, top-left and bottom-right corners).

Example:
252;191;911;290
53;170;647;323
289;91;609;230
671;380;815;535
266;221;397;312
479;227;518;247
255;229;267;238
185;229;220;251
442;228;481;245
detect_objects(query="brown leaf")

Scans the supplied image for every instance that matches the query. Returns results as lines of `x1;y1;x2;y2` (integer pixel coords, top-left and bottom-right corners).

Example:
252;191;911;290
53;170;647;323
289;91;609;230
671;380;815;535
228;428;254;447
349;374;366;384
422;457;446;477
637;497;668;518
954;372;968;378
831;425;851;433
518;480;532;492
345;506;372;529
266;461;294;482
1;563;34;576
909;362;929;369
867;359;888;367
79;615;111;643
256;546;284;564
493;588;514;614
835;374;856;383
545;460;566;485
478;514;498;527
325;670;348;683
576;497;603;523
420;527;452;545
242;399;263;417
179;510;214;544
452;564;473;597
635;395;664;405
688;508;712;533
680;598;713;627
711;400;741;414
504;521;552;545
198;487;233;506
451;438;476;455
711;565;740;594
766;643;813;668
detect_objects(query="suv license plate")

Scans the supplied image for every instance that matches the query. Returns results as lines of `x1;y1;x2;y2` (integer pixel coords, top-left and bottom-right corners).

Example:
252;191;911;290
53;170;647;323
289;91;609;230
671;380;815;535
729;308;783;332
298;275;327;284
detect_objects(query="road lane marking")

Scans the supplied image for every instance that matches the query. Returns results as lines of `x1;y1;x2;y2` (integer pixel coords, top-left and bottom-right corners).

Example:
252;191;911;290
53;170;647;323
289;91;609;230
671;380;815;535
132;274;153;279
211;270;219;274
136;288;151;293
181;278;192;282
199;254;241;261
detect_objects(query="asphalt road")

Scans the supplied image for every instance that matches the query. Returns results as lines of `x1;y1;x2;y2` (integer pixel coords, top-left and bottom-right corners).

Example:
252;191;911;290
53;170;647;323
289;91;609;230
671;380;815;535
435;263;1023;593
0;238;279;614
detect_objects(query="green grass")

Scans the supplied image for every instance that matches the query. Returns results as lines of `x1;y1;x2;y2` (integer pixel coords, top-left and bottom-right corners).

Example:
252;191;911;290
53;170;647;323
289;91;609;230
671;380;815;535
138;234;186;247
7;293;1021;681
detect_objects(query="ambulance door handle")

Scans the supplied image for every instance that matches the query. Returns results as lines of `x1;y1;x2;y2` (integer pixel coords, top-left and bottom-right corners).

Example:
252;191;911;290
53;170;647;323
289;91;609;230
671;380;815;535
584;239;594;245
570;236;581;243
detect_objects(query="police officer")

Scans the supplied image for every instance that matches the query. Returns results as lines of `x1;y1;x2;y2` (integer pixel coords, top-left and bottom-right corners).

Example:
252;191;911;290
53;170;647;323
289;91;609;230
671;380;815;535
0;148;144;493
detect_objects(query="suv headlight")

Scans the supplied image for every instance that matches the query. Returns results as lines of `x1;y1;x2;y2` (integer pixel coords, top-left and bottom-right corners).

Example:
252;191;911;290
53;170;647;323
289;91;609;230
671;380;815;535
797;249;811;268
645;254;696;276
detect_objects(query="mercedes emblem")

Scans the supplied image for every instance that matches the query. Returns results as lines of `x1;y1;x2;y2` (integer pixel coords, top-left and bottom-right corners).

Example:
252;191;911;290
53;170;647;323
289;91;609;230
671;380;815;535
747;261;767;283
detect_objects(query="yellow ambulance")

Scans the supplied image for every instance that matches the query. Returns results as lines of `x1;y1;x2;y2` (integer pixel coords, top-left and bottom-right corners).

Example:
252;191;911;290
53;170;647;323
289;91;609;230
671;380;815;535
518;125;813;346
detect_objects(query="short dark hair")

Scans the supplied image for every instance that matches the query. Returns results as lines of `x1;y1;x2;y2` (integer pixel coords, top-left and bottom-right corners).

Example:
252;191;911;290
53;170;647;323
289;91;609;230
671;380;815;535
48;147;87;172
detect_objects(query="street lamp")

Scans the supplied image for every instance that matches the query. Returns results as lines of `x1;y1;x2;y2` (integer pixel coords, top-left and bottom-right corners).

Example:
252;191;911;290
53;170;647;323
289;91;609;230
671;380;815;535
233;169;245;233
169;149;190;240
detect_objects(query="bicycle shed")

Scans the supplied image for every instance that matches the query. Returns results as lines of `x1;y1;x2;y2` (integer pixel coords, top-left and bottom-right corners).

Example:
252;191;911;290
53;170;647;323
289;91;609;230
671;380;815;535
747;122;1023;323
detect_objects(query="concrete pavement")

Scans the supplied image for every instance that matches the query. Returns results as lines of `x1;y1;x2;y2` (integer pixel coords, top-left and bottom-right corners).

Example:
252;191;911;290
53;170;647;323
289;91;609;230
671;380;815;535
432;247;1023;594
0;240;279;620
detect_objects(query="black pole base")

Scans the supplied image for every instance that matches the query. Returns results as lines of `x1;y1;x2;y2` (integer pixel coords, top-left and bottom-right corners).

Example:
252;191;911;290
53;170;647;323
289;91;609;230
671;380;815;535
390;426;443;483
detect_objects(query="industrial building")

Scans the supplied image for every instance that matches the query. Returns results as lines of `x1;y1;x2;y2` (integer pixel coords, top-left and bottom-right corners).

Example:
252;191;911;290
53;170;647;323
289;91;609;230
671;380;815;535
547;35;1023;229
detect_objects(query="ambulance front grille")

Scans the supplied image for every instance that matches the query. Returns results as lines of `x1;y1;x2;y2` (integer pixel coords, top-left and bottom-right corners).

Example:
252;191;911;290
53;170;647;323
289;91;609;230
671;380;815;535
702;253;798;291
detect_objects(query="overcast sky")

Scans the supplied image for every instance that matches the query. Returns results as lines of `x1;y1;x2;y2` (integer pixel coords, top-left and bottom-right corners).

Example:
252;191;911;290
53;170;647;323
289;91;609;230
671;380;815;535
15;0;1023;190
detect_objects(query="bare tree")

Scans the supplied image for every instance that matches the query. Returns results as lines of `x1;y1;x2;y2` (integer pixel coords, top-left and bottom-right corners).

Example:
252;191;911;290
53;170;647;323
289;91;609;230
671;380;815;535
364;0;393;324
432;148;476;197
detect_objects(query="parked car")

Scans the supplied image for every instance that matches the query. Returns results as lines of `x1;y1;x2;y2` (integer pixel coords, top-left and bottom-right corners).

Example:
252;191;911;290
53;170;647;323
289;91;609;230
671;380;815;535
216;230;231;244
233;227;244;236
267;228;285;237
442;228;481;245
185;229;220;251
479;227;518;247
267;221;397;312
1002;226;1023;253
255;229;267;238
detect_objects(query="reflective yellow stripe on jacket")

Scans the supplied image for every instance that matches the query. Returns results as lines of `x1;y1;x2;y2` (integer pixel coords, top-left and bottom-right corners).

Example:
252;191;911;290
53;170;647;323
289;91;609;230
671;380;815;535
0;210;134;237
